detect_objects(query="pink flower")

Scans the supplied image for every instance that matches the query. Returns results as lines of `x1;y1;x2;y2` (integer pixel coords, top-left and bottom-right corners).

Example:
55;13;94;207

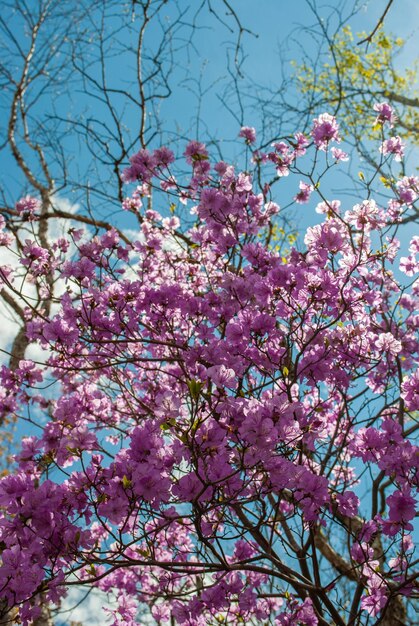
153;146;175;167
184;140;208;164
380;136;405;161
351;542;373;563
409;235;419;254
401;370;419;410
2;118;419;625
294;181;313;204
293;132;309;156
0;218;14;245
336;491;359;518
20;240;51;275
387;489;416;524
15;195;40;221
239;126;256;144
375;332;402;356
331;147;349;161
315;199;341;215
311;113;340;150
43;317;79;346
373;102;397;127
361;587;387;616
122;195;143;212
206;364;236;388
399;255;418;276
396;175;418;205
122;149;156;182
346;199;384;230
235;172;252;193
295;598;318;626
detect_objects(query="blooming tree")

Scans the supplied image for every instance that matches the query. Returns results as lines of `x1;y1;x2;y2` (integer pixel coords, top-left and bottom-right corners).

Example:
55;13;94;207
0;107;418;626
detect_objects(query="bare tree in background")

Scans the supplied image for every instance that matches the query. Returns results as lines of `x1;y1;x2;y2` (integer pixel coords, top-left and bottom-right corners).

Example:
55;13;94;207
232;0;418;223
2;0;417;363
0;0;253;372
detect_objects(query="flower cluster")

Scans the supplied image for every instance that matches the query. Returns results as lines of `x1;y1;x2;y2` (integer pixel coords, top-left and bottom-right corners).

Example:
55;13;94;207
0;107;417;626
374;101;397;127
380;135;405;161
311;112;341;150
15;195;41;221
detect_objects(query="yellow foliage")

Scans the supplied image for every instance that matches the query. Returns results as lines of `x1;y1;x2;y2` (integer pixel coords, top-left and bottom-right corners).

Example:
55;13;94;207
294;26;419;145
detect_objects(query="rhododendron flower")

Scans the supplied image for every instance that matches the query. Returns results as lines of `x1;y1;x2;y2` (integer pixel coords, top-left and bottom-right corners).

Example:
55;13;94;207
351;542;374;564
277;598;318;626
206;364;236;388
387;489;416;524
122;148;157;182
409;235;419;254
361;587;387;617
239;126;256;144
399;255;418;276
294;180;313;203
264;201;280;217
375;332;402;356
345;199;384;230
311;113;340;150
0;217;14;245
380;136;405;161
373;102;397;127
331;146;349;161
122;195;143;212
15;195;40;221
20;241;51;275
160;176;177;191
293;132;309;156
153;146;175;167
396;175;418;205
184;140;208;164
335;491;359;517
315;199;341;215
401;370;419;410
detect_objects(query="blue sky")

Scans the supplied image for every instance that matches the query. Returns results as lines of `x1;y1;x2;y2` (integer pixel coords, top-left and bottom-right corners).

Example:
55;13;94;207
2;0;418;201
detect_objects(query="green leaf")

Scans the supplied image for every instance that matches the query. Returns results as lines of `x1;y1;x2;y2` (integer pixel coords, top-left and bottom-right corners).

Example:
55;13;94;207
122;475;132;489
160;418;177;431
187;379;203;400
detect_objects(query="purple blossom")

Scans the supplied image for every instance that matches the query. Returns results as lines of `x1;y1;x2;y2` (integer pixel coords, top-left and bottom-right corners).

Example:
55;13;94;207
153;146;175;167
396;175;418;205
294;181;313;203
373;102;397;127
184;140;208;164
335;491;359;518
20;240;51;275
401;369;419;410
387;489;416;524
206;364;237;388
15;195;41;221
331;146;349;161
399;255;418;276
380;136;405;161
239;126;257;144
311;113;340;150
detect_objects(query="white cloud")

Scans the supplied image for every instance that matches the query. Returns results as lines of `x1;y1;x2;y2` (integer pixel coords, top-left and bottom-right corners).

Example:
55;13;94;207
0;194;82;365
57;588;114;626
